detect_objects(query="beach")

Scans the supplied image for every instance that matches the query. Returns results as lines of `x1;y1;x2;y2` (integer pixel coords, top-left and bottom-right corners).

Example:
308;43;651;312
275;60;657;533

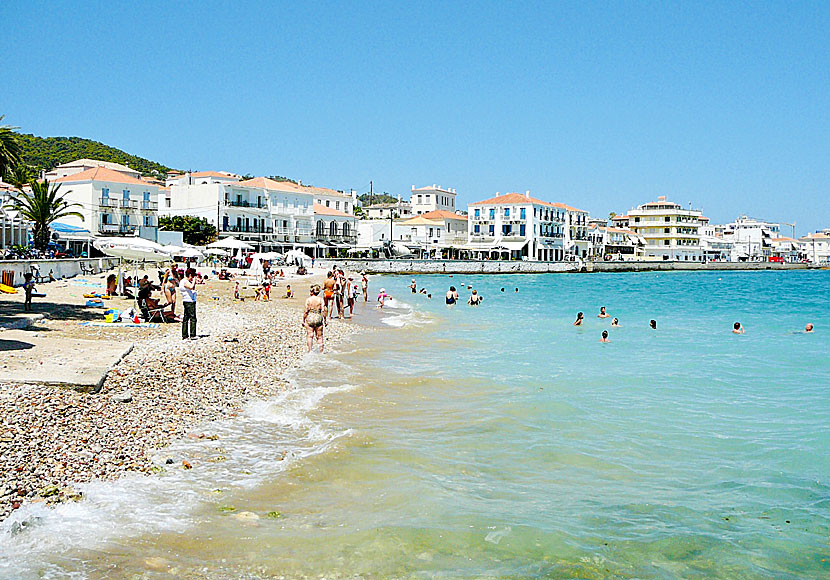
0;267;362;522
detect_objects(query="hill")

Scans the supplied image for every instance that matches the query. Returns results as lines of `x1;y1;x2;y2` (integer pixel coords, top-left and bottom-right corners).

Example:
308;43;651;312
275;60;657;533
17;134;175;176
359;193;399;206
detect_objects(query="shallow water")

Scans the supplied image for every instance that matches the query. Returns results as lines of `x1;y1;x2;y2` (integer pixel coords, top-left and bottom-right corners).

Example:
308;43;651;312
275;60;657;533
2;271;829;579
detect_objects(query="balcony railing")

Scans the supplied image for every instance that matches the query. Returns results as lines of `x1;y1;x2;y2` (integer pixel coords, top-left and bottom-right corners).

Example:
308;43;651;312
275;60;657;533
140;201;158;210
225;200;267;209
99;224;137;234
221;225;274;234
99;197;118;208
315;233;357;244
120;199;138;209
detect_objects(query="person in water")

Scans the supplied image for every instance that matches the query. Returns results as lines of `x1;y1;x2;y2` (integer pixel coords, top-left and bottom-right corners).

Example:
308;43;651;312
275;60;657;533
573;312;584;326
323;271;336;320
468;289;482;305
805;323;814;333
733;322;745;334
600;330;610;343
649;319;657;329
303;284;326;353
377;288;389;308
409;279;417;293
446;286;457;304
598;306;609;318
611;317;620;327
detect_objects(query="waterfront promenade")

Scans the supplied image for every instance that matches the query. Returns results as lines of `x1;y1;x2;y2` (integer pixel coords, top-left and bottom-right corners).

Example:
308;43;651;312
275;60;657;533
319;258;815;275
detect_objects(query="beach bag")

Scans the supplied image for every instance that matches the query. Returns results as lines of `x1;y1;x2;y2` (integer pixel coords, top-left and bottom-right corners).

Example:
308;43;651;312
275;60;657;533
104;309;120;323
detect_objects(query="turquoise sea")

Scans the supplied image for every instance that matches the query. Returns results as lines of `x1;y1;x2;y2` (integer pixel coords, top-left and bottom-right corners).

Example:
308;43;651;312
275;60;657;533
2;271;829;579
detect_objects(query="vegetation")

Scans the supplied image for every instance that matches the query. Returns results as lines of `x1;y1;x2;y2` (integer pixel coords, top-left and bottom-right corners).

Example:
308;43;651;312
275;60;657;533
158;215;217;246
17;133;174;176
0;115;22;180
358;192;398;206
5;179;84;250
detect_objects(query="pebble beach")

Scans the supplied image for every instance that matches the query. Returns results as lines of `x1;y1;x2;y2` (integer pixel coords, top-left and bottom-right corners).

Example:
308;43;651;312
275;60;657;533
0;269;361;522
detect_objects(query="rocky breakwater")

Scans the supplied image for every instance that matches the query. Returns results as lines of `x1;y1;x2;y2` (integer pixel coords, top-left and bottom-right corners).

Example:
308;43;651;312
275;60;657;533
0;280;359;522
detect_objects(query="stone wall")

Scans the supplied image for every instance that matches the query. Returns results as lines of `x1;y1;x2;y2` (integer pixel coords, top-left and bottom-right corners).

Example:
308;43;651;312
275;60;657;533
0;258;121;286
317;259;811;275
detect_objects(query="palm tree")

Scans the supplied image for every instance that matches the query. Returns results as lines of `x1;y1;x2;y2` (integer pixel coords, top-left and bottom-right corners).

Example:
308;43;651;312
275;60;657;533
0;115;22;181
5;179;84;250
6;164;32;190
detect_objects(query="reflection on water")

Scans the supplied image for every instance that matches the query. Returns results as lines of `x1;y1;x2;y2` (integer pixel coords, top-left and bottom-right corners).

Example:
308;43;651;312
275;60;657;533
1;271;829;579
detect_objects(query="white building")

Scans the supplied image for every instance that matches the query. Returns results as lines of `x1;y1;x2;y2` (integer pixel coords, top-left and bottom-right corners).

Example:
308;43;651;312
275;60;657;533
720;216;780;261
165;171;241;187
410;184;457;215
467;192;566;261
313;203;357;257
44;158;142;181
770;237;801;262
396;210;468;258
799;232;830;264
309;186;358;216
53;167;160;241
627;196;703;261
586;224;645;260
364;197;412;220
553;202;591;259
0;181;31;252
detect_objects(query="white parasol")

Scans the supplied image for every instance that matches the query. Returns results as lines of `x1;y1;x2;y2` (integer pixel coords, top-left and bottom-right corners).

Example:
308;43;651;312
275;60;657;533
206;236;254;250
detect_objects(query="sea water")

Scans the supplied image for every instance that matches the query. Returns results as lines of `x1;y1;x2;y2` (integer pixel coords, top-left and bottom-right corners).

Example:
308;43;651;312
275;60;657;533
1;271;829;579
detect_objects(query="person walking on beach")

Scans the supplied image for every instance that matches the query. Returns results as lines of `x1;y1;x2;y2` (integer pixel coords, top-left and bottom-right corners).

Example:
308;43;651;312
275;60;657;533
22;272;36;312
180;268;198;340
361;272;368;302
303;284;327;352
323;272;336;320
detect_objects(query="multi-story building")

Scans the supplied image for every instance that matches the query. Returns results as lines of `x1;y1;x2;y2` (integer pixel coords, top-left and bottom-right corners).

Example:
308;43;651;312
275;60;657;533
410;184;457;215
721;216;780;261
770;237;801;262
310;186;358;216
799;231;830;264
0;181;31;252
553;202;591;259
627;196;703;261
313;203;357;257
467;192;566;261
586;224;645;260
365;197;412;219
53;167;160;241
397;210;468;258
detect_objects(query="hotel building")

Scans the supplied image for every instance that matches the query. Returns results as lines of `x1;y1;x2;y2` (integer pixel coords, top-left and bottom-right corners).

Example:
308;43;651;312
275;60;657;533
410;184;457;215
467;192;566;261
627;196;703;261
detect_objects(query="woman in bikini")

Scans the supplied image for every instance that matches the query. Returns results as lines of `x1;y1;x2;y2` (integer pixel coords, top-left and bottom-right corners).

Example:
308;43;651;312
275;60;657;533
303;284;327;353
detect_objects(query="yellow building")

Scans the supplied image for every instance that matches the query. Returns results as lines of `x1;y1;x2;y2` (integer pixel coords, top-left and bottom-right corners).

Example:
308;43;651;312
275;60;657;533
627;196;703;261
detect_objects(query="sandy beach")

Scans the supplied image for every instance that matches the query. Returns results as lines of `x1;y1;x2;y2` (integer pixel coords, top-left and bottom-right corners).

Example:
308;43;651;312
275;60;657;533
0;267;364;522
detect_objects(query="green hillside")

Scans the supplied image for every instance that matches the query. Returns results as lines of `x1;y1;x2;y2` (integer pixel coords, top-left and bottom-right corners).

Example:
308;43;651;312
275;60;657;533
17;134;175;176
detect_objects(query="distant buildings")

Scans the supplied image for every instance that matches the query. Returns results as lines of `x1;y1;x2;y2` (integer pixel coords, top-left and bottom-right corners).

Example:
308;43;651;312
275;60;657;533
627;196;703;261
721;216;780;260
799;231;830;264
410;184;457;215
364;197;412;220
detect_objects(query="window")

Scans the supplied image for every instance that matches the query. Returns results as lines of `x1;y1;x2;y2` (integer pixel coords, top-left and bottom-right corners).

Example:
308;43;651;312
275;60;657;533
343;222;350;236
489;209;495;220
474;224;480;234
489;225;495;236
520;224;526;236
102;214;111;225
504;208;510;217
122;189;130;200
316;220;325;236
635;217;640;223
143;191;150;201
144;216;152;226
665;217;671;222
102;188;109;198
121;215;130;226
474;209;480;219
344;203;349;212
520;208;526;219
329;221;337;236
502;225;511;235
325;200;330;207
664;240;670;245
336;201;340;210
664;228;670;234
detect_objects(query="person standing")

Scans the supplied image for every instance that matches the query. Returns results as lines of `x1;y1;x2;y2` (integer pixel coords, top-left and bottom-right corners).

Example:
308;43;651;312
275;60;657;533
361;272;368;302
180;267;198;340
22;273;36;312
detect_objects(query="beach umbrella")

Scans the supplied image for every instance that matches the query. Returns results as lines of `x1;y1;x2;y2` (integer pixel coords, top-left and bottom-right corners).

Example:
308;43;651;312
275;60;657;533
284;249;311;266
94;237;172;262
204;247;229;256
206;236;254;250
163;245;203;259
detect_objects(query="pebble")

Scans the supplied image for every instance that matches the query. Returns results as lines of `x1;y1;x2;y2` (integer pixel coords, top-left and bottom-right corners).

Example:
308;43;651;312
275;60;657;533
0;276;360;522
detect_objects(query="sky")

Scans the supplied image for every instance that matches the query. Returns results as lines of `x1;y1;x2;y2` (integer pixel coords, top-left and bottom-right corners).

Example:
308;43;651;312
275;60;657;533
3;1;829;234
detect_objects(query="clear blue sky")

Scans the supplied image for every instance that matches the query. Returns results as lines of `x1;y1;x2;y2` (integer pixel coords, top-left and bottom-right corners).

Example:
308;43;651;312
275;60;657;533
4;1;828;233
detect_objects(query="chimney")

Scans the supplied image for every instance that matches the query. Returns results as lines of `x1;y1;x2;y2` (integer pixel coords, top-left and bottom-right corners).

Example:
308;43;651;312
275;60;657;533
495;191;501;197
298;179;302;186
658;195;666;202
525;190;530;198
411;185;415;191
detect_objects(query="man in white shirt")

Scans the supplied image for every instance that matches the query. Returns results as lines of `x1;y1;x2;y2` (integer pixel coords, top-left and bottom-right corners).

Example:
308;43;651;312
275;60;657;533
180;267;197;340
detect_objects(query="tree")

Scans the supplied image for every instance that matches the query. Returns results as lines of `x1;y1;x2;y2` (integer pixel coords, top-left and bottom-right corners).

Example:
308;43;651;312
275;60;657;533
158;215;217;246
5;179;84;250
7;164;33;190
609;211;617;219
0;115;22;180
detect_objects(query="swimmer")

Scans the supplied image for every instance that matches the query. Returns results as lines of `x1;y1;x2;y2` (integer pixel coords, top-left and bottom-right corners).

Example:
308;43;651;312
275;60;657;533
611;317;620;327
446;286;457;305
805;323;814;333
409;279;417;293
468;290;482;306
427;293;432;299
501;288;505;292
649;319;657;329
515;288;518;293
573;312;584;326
600;330;610;343
598;306;609;318
733;322;745;334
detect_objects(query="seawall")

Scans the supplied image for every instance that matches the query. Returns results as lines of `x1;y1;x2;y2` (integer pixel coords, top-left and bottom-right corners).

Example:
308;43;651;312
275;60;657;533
317;259;815;275
0;258;120;286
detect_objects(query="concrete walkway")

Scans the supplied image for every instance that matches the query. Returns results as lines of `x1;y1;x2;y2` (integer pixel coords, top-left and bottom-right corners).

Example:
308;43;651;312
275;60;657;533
0;329;133;392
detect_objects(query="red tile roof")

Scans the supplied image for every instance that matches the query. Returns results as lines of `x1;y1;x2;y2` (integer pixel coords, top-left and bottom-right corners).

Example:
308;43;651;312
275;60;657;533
53;167;156;187
313;202;351;217
550;201;588;214
190;171;239;179
470;192;553;206
416;209;467;221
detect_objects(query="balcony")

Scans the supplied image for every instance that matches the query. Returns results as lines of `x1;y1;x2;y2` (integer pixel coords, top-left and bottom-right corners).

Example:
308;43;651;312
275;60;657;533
221;225;274;234
99;223;137;234
225;199;267;209
140;201;158;211
99;197;118;208
120;199;138;209
315;233;357;244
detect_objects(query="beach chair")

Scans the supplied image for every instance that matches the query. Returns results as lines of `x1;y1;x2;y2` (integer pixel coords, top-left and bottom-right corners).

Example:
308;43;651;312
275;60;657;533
138;297;172;323
30;264;50;284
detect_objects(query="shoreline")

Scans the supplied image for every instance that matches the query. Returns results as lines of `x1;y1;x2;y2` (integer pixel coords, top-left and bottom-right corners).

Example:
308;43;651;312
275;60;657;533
0;268;369;522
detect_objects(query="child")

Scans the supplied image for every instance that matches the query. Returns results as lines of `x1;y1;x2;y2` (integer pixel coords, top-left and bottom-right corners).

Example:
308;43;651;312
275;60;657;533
23;273;36;312
233;281;240;300
284;284;293;298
